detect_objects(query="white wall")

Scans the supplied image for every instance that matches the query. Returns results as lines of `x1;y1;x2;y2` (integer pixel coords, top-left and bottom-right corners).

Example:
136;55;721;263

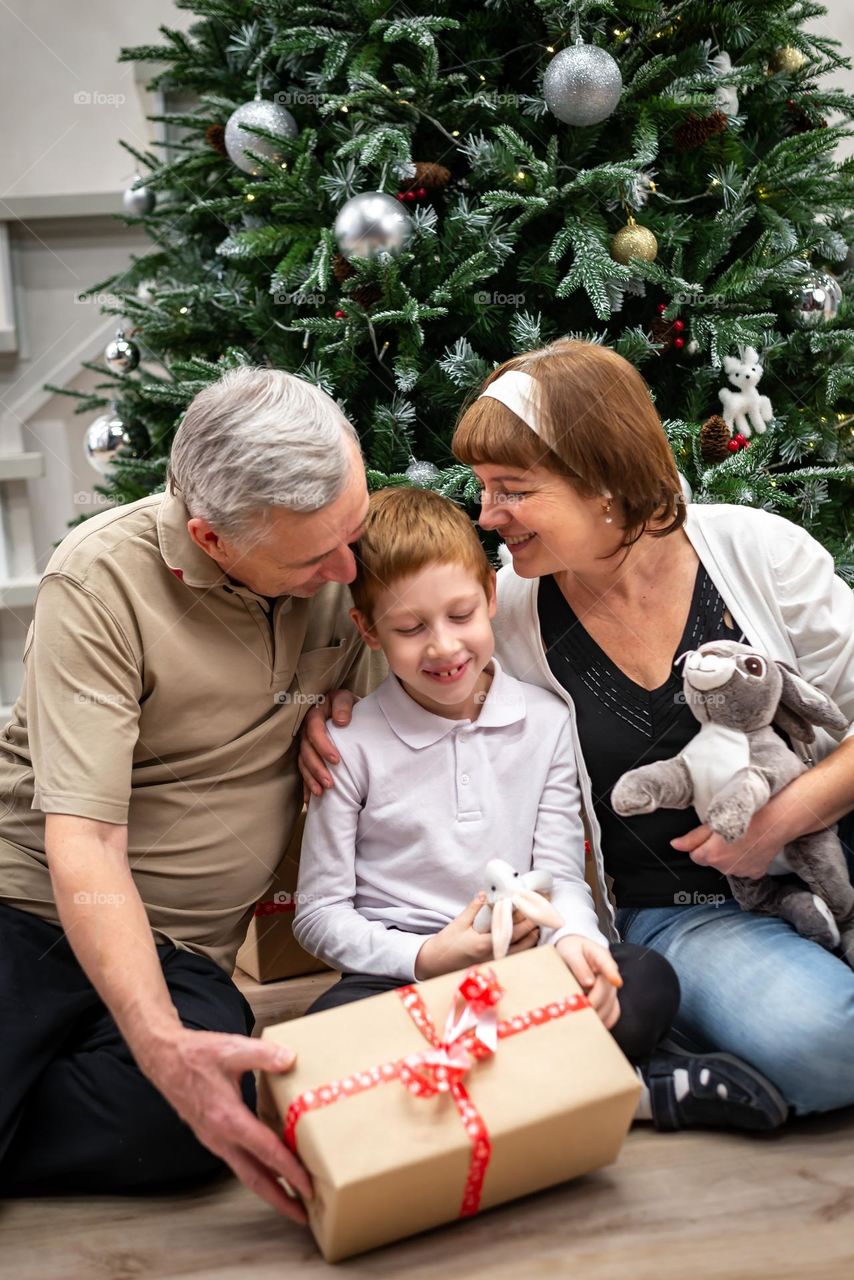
1;0;190;200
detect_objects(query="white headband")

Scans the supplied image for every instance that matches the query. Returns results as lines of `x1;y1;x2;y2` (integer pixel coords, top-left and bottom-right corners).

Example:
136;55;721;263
476;369;544;439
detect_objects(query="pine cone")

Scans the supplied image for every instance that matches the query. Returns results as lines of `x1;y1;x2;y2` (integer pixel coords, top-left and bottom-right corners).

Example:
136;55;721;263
412;161;451;190
206;123;228;156
332;252;355;283
700;415;732;465
351;283;383;307
650;316;676;349
786;99;827;133
673;110;728;151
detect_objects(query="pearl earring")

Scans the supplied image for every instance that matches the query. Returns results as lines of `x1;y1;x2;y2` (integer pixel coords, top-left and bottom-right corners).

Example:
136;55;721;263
602;493;613;524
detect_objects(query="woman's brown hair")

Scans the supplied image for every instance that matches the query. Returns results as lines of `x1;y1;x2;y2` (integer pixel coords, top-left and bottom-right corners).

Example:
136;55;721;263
451;339;685;549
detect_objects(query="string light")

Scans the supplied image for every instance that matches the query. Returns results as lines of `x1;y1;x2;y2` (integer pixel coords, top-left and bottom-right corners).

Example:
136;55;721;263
245;192;256;201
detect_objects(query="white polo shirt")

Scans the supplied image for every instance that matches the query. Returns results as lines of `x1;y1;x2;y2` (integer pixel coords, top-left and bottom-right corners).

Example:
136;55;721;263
294;655;608;980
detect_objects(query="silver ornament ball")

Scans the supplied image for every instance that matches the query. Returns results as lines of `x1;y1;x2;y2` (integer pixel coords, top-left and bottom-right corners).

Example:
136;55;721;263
405;459;440;486
224;99;298;175
104;329;140;375
789;270;842;327
122;177;155;216
334;192;414;261
543;40;623;127
85;410;131;475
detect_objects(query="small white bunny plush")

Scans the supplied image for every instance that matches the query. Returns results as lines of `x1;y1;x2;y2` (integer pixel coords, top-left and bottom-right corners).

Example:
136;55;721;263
718;345;773;438
473;858;564;959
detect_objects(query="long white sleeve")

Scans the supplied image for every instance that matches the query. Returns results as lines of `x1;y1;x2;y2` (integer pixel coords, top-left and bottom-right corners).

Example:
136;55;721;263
293;741;427;982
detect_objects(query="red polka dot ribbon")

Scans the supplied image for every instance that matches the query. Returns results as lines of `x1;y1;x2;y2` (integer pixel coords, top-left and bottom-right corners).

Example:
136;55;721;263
283;966;590;1218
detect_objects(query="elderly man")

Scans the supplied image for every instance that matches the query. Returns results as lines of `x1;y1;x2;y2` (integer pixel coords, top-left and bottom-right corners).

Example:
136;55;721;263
0;367;386;1218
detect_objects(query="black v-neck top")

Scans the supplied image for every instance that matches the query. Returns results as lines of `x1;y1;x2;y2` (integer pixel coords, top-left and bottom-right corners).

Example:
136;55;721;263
538;564;743;908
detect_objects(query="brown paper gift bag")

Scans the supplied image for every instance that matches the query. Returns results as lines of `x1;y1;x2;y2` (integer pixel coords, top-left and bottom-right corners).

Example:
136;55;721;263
236;808;329;982
261;945;640;1261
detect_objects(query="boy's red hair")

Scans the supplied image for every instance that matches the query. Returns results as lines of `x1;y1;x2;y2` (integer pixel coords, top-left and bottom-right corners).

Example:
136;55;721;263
350;487;493;624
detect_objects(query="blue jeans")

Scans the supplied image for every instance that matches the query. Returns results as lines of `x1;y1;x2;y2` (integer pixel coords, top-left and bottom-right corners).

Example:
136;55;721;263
615;813;854;1117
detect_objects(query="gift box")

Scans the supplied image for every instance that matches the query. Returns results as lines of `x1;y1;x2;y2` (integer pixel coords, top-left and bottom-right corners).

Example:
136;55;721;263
261;945;640;1261
236;809;329;983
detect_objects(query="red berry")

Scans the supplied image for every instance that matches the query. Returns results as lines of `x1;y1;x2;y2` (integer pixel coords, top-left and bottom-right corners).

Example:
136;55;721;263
334;309;346;319
415;186;428;199
657;302;667;313
673;319;685;331
734;433;746;444
727;439;739;452
395;192;405;201
742;439;750;449
673;337;685;349
403;190;416;202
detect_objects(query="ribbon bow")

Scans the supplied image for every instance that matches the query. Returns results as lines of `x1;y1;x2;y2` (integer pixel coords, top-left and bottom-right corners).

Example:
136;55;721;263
397;967;504;1100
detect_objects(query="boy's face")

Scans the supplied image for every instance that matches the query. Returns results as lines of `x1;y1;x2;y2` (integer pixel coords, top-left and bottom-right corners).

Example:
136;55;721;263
350;562;497;720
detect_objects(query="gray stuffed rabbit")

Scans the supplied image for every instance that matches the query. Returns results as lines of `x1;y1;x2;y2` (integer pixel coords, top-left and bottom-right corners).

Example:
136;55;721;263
611;640;854;966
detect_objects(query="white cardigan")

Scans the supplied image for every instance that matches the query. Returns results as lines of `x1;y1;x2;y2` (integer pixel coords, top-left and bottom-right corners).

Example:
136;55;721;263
492;503;854;944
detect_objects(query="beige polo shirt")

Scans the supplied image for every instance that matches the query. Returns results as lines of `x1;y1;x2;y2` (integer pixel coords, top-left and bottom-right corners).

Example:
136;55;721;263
0;485;387;973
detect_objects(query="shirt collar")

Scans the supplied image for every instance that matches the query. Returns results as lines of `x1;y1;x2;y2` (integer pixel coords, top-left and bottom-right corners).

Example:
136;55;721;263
157;484;230;590
375;655;526;749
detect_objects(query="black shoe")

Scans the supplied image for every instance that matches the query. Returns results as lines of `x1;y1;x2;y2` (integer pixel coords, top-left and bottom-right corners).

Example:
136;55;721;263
642;1044;789;1132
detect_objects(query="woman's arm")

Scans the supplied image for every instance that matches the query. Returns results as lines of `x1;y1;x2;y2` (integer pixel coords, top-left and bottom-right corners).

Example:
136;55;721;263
673;736;854;877
676;516;854;877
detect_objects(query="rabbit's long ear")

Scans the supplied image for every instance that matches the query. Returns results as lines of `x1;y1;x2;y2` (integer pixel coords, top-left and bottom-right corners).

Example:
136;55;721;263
774;662;848;743
512;889;563;929
491;898;514;960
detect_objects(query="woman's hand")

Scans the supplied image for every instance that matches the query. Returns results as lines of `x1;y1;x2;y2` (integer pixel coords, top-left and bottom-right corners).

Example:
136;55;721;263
672;801;787;878
414;895;540;981
297;688;357;801
555;935;622;1031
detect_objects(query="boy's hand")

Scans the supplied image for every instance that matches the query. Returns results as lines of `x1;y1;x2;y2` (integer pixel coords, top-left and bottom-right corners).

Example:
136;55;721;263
414;894;540;981
555;935;623;1031
298;688;356;801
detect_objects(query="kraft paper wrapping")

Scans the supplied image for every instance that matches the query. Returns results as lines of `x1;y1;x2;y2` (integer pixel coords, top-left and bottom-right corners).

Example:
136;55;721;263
261;945;640;1262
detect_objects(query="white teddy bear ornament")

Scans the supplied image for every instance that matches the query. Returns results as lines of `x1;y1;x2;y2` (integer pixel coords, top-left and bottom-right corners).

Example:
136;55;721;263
718;345;773;438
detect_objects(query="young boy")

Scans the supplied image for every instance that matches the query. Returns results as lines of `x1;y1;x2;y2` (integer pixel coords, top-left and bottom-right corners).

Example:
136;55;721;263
293;487;677;1066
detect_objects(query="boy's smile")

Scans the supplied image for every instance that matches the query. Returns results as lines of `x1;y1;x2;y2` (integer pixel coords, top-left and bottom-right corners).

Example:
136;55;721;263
350;561;497;721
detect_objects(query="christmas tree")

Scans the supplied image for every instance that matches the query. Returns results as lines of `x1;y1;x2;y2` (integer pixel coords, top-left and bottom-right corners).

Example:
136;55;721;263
53;0;854;573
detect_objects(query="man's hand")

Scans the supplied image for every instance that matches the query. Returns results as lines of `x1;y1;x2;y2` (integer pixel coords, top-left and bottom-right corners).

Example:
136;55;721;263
298;688;356;801
555;935;622;1031
414;895;540;981
136;1027;314;1222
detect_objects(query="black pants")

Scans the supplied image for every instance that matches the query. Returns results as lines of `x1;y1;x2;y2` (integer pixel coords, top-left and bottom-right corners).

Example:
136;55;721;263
0;902;256;1196
307;941;679;1066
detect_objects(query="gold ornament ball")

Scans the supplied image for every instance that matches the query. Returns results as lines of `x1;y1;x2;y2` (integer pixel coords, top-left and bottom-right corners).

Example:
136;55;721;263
610;220;658;265
770;45;807;73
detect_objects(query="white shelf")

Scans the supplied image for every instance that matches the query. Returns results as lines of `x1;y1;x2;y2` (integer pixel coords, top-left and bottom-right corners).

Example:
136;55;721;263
0;577;40;609
0;452;44;481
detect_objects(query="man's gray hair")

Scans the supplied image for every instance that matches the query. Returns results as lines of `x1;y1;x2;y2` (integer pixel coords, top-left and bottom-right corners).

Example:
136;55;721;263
167;366;360;540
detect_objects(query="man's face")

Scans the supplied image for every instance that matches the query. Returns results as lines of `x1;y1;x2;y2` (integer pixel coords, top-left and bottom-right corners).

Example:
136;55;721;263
189;435;370;598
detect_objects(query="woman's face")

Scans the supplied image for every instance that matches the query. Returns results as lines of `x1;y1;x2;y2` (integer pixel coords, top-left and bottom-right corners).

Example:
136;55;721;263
472;461;623;577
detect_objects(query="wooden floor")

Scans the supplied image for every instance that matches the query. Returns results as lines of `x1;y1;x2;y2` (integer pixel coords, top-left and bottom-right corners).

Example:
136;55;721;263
3;969;853;1279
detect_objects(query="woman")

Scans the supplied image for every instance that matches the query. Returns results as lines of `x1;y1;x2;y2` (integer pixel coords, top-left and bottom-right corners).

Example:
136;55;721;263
299;339;854;1121
450;339;854;1118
